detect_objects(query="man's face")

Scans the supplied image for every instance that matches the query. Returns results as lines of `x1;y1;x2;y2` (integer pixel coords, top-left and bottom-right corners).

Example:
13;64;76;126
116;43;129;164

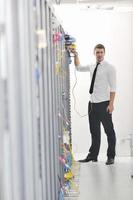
94;48;105;62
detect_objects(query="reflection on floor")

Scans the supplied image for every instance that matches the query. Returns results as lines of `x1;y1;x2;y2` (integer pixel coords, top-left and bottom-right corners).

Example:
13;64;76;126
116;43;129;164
78;156;133;200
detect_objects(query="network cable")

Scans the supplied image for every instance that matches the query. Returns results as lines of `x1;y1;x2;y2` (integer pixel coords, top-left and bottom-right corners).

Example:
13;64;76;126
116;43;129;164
72;66;93;118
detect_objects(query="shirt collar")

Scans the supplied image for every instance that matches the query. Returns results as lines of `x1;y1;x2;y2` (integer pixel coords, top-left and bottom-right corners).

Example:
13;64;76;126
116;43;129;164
98;60;106;66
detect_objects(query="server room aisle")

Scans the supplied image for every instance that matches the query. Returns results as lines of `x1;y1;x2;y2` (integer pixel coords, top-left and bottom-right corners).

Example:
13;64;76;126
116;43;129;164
78;157;133;200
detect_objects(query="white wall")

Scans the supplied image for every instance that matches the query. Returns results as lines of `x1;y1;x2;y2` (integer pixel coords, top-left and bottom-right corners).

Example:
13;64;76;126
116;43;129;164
55;5;133;157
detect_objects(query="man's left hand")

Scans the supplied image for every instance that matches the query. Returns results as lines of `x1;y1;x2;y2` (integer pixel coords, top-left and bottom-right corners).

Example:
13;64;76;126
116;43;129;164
107;104;114;114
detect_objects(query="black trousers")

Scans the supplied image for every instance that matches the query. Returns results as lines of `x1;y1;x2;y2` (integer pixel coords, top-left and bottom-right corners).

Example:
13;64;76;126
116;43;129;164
88;101;116;159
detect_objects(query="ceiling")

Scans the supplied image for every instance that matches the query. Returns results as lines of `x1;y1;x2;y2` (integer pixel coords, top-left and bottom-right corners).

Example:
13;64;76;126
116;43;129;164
53;0;133;23
55;0;133;11
59;0;133;3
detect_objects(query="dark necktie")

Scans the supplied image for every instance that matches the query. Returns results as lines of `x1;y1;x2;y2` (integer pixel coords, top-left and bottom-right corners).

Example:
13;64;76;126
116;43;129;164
89;62;100;94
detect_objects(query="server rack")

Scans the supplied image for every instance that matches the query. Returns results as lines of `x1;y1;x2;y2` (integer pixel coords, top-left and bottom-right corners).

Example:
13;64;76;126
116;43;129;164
0;0;73;200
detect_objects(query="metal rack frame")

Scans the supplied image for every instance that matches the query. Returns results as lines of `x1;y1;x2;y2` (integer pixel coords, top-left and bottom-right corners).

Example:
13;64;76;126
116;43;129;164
0;0;71;200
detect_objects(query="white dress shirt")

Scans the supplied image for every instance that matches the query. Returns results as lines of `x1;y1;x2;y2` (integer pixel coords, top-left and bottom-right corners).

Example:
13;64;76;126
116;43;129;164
76;60;116;103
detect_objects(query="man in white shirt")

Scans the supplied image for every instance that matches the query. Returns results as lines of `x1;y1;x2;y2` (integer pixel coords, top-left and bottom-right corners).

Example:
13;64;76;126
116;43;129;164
72;44;116;165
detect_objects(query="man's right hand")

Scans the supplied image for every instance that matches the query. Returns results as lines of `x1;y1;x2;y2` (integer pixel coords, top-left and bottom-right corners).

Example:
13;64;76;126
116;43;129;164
70;50;80;66
70;49;78;57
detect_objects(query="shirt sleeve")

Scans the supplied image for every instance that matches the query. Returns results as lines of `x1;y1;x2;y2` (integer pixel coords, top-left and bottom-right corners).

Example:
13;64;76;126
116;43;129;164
75;64;90;72
108;65;117;92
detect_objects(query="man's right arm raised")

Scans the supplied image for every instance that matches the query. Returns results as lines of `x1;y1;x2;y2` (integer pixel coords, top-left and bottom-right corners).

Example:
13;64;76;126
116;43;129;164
73;51;90;72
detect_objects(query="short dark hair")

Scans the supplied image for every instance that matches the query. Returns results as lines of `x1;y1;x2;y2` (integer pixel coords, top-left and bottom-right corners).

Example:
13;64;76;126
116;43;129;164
94;44;105;52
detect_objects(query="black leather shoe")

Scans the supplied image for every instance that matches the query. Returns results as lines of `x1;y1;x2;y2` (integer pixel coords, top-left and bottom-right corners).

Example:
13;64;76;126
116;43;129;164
105;158;114;165
78;154;98;163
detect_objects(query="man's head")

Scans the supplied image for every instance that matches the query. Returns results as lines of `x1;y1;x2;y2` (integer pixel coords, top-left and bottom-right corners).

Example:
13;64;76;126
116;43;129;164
94;44;105;63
